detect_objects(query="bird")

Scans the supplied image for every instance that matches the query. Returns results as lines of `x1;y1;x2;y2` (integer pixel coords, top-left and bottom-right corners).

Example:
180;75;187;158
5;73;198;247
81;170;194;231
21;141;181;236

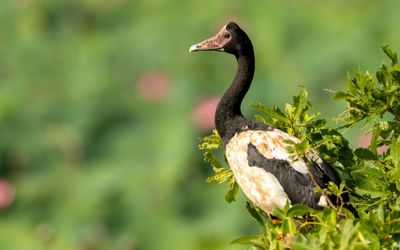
189;22;355;214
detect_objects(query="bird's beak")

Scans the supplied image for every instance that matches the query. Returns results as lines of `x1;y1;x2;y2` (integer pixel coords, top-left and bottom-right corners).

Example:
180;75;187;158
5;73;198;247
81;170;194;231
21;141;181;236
189;25;229;52
189;37;224;52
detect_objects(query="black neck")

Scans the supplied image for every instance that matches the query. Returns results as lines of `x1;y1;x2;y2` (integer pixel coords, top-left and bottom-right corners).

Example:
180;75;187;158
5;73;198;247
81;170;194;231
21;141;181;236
215;49;255;140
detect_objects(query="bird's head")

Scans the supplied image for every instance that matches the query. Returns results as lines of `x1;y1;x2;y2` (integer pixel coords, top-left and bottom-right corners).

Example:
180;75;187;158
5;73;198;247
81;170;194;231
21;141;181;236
189;22;253;57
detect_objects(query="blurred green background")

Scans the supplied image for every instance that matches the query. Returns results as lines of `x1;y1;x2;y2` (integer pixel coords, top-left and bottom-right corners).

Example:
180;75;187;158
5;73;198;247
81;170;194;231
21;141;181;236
0;0;399;249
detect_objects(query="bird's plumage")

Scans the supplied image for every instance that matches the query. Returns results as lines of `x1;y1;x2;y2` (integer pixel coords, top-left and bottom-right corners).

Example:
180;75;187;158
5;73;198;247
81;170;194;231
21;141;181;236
225;128;337;212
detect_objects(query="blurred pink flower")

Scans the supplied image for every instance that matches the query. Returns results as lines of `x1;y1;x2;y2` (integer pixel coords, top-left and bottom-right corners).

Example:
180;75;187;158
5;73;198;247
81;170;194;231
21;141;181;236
192;96;220;130
355;134;388;154
136;71;171;102
0;179;15;209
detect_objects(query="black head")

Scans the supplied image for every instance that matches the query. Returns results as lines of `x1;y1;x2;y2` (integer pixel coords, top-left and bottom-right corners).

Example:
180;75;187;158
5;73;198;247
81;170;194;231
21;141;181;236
189;22;253;57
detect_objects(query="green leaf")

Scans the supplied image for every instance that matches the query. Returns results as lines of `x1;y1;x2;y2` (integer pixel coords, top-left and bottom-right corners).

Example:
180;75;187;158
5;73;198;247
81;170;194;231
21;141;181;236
291;239;323;250
198;129;222;151
245;202;265;227
230;235;264;247
391;64;400;82
370;126;380;155
203;152;223;169
353;167;386;186
251;103;291;124
294;86;308;120
225;181;238;203
354;148;378;161
377;205;385;222
390;137;400;191
284;103;294;117
382;45;398;65
282;218;297;234
334;91;347;99
390;136;400;167
205;167;233;184
287;204;313;217
376;68;387;85
338;219;356;249
254;114;268;124
272;208;285;219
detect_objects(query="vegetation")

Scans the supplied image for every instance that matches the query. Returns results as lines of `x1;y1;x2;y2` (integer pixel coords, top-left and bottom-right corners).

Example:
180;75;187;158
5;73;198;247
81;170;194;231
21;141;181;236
1;1;400;249
199;46;400;249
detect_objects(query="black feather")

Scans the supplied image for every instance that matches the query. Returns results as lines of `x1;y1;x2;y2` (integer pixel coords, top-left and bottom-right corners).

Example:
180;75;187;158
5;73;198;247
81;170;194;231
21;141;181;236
247;143;358;216
247;143;322;209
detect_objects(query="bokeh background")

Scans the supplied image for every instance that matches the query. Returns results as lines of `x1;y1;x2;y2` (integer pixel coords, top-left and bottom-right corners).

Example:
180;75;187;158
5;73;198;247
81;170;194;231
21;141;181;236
0;1;399;249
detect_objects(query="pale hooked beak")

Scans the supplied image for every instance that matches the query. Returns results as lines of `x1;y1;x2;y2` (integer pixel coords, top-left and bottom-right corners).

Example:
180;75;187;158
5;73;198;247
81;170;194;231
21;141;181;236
189;24;230;53
189;39;224;52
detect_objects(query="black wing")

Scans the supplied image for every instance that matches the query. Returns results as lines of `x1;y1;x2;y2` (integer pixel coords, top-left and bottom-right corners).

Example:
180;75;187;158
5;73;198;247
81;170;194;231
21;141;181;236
247;143;339;209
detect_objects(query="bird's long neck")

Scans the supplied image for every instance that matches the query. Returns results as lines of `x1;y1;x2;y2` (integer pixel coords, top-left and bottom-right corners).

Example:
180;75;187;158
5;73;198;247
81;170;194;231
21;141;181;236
215;49;255;140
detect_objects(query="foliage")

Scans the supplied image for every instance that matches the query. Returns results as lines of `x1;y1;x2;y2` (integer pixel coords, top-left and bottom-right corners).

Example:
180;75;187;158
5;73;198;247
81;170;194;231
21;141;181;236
335;45;400;127
199;47;400;249
199;131;239;203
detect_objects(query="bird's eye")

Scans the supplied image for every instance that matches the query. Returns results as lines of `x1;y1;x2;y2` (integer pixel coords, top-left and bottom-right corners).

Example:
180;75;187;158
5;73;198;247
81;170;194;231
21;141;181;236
223;32;231;39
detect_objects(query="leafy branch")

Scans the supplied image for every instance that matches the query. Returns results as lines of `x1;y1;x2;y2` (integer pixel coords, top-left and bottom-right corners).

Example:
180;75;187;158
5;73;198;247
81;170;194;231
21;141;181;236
335;45;400;126
199;130;238;203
